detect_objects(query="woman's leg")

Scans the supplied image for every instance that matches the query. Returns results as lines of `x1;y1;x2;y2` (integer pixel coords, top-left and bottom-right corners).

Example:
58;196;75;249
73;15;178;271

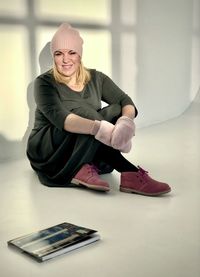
93;144;171;196
98;104;121;123
71;103;121;122
93;144;138;172
71;104;122;174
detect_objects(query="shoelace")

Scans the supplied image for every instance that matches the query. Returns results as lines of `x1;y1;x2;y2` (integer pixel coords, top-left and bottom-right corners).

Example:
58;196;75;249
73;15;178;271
138;166;149;175
137;166;150;184
87;164;99;177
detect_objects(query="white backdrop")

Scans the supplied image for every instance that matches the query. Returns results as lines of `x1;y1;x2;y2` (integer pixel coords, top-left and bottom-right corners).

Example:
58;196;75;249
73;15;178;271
0;0;199;161
133;0;200;127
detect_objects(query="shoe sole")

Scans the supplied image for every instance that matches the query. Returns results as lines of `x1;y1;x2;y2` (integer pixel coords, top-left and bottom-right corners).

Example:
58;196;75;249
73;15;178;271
120;187;171;196
71;178;110;192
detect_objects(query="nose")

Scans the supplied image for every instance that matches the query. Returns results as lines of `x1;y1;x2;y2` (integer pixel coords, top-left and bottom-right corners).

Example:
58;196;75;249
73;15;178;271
63;52;70;63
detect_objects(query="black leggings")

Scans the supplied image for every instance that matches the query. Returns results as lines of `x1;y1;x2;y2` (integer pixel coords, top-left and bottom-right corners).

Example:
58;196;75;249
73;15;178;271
93;144;138;173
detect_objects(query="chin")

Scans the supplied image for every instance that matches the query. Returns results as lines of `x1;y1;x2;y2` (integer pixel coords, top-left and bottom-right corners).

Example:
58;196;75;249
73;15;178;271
60;70;74;77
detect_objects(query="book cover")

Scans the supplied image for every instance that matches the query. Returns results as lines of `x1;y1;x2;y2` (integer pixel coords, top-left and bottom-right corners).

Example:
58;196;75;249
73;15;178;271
7;222;100;262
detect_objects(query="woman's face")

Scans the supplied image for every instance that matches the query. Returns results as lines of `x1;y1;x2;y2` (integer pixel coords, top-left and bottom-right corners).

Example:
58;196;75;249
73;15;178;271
54;49;81;77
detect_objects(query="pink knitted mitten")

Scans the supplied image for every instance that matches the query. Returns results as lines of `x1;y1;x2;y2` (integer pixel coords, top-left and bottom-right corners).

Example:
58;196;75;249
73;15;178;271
119;140;132;153
111;116;135;151
94;120;115;146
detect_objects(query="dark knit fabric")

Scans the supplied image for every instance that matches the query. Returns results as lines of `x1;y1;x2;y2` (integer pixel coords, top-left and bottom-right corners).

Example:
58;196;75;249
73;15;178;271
27;69;137;187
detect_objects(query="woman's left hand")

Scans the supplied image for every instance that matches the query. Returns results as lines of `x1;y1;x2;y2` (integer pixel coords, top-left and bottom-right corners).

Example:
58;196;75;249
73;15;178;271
111;116;135;151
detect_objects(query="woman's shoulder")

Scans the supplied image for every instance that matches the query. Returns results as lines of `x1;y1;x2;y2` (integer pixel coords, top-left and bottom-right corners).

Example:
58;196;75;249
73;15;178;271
88;69;107;82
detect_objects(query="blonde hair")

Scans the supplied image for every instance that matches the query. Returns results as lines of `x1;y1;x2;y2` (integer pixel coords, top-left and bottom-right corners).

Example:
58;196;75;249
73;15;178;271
52;61;91;86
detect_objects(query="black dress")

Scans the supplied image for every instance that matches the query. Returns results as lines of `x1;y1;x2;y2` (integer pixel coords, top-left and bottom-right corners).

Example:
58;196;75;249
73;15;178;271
26;69;136;187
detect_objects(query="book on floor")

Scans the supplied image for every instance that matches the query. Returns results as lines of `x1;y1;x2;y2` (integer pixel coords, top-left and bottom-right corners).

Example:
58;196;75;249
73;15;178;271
7;222;100;262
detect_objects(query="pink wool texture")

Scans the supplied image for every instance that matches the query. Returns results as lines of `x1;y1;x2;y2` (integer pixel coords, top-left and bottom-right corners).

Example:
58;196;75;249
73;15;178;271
118;140;132;153
95;120;115;147
111;116;135;152
50;22;83;57
94;119;133;153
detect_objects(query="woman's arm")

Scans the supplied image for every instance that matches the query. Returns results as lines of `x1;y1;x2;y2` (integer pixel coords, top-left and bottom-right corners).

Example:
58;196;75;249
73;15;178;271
64;113;116;147
122;104;136;119
34;75;70;130
100;73;138;117
64;113;100;134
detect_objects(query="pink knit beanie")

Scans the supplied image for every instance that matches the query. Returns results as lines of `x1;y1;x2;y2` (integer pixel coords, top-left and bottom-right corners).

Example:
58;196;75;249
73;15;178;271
50;23;83;57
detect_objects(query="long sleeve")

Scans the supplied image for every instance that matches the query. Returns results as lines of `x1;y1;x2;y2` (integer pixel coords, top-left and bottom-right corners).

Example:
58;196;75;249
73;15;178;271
34;74;70;130
100;73;138;117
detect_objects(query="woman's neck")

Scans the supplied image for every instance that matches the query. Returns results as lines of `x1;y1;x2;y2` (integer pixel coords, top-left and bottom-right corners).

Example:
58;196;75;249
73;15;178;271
67;76;84;91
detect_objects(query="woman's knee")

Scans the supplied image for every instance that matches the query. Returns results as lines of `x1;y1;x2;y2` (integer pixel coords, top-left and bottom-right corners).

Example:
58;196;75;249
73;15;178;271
98;104;121;123
71;106;103;120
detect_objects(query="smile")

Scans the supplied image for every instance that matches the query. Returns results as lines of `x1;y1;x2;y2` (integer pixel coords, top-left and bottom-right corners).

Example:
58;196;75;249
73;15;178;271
62;64;73;69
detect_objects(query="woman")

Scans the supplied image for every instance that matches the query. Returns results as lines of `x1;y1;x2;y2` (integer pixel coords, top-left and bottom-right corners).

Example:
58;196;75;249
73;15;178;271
27;23;171;196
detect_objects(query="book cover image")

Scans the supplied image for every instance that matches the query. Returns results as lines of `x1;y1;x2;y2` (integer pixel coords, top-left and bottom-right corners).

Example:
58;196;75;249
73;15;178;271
7;222;100;262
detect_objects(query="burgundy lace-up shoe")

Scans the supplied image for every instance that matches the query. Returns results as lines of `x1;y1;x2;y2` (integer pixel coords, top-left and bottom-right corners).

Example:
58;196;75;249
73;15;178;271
120;167;171;196
71;164;110;192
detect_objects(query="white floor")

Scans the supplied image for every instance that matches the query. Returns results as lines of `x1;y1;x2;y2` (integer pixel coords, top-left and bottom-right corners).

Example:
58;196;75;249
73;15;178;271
0;95;200;277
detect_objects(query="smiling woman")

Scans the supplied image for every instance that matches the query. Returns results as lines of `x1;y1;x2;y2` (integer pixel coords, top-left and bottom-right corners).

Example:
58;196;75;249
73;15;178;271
26;22;171;196
53;50;83;88
56;50;81;77
50;23;90;91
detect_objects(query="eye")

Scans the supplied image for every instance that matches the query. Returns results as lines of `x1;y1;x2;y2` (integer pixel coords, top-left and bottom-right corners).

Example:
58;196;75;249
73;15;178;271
69;50;76;55
54;51;62;56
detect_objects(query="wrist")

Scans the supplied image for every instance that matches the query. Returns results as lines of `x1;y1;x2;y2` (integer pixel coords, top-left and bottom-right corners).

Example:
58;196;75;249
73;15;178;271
91;120;101;135
118;116;134;123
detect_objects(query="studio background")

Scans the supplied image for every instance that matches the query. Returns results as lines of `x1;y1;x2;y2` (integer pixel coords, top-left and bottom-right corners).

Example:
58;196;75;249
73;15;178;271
0;0;200;162
0;2;200;277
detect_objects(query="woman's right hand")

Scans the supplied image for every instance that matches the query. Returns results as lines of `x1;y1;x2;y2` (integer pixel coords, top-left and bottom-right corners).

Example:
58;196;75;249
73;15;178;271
94;120;115;146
